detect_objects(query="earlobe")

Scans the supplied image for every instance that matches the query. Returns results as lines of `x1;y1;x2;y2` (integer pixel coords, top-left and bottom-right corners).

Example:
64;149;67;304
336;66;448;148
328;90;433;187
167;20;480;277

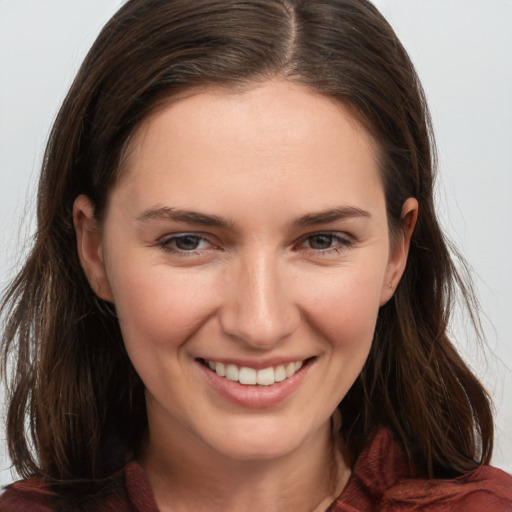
380;197;418;305
73;195;114;302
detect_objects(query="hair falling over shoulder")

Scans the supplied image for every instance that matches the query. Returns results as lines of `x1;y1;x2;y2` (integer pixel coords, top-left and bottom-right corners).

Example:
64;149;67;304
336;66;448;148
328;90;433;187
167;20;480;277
1;0;493;487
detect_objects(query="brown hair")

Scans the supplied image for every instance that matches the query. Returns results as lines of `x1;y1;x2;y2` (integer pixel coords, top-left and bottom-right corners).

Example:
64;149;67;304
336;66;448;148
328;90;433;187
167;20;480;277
1;0;493;488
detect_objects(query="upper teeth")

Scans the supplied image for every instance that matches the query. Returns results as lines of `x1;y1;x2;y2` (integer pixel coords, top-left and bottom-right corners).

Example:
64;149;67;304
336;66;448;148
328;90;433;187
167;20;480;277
206;360;304;386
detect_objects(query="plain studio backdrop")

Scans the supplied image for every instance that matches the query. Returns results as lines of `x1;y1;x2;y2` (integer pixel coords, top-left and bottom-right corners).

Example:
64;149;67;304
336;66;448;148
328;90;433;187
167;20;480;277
0;0;511;486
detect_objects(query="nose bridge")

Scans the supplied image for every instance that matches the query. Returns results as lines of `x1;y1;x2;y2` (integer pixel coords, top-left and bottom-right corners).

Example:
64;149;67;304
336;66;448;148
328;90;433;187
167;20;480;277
219;248;299;348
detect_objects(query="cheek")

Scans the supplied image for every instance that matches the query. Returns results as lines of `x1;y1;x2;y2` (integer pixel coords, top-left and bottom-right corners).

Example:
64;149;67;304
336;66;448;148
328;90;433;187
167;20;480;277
108;261;220;348
302;267;384;349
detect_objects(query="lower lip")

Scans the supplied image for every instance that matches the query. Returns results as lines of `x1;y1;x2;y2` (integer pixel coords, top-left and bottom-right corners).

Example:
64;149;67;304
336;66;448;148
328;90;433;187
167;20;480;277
197;360;312;409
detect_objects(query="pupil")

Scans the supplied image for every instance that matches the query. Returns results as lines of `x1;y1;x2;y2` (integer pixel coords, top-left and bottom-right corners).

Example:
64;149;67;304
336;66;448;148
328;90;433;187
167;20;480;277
176;236;200;250
309;234;332;250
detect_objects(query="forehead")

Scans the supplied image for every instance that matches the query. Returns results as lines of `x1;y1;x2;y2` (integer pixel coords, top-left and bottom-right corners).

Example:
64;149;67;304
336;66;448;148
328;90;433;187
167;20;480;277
123;81;380;169
111;81;385;223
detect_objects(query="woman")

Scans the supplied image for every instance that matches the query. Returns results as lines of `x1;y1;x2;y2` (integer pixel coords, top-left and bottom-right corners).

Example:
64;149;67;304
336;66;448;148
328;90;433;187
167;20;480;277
1;0;511;510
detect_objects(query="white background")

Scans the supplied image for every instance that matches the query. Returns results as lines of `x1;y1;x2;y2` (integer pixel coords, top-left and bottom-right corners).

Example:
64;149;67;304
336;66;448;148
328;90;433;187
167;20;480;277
1;0;511;486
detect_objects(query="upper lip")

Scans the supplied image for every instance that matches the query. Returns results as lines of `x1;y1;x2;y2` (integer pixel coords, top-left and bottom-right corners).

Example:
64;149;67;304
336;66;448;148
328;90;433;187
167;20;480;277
197;356;314;370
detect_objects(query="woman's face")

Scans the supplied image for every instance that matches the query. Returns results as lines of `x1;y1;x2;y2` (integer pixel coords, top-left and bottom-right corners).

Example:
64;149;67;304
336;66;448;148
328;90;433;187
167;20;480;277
75;81;414;463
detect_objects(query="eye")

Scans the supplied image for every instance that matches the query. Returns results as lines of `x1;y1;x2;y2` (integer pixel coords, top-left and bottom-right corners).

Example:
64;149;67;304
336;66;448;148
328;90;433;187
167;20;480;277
305;234;338;250
298;232;353;254
158;234;212;253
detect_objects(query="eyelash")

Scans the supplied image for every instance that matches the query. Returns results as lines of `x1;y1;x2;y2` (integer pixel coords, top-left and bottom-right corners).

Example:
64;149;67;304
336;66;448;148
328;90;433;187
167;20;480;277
157;232;354;257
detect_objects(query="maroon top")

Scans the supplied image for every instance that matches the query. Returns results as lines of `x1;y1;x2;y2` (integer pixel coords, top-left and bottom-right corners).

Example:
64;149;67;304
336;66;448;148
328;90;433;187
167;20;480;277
1;430;511;511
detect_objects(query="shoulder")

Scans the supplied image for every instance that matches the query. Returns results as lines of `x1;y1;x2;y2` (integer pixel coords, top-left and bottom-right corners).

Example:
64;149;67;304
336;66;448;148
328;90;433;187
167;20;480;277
332;429;512;512
0;462;157;512
0;478;55;512
383;464;512;511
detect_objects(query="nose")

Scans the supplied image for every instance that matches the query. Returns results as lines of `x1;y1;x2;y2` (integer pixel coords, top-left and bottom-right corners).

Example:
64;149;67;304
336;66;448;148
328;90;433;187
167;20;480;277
218;251;300;349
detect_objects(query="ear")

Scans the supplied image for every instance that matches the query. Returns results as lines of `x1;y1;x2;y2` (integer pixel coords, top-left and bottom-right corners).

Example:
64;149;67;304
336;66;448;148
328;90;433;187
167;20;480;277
380;197;418;305
73;194;114;302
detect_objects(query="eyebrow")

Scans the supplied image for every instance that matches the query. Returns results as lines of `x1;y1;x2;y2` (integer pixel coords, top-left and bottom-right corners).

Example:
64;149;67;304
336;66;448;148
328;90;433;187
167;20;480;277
136;206;233;229
137;205;371;229
294;206;371;226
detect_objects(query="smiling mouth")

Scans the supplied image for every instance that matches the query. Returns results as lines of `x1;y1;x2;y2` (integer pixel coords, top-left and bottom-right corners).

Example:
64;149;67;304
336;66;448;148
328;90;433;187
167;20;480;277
201;359;311;386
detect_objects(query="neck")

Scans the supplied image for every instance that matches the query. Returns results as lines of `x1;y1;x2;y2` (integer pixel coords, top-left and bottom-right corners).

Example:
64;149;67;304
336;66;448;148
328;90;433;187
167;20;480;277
139;412;350;512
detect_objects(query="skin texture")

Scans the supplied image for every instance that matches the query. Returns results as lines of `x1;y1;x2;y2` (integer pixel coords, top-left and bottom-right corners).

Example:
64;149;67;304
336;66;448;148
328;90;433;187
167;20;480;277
74;81;417;512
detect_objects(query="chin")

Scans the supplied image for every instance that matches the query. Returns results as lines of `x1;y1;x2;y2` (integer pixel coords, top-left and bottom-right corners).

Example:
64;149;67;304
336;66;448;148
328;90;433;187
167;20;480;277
201;418;323;462
214;438;300;462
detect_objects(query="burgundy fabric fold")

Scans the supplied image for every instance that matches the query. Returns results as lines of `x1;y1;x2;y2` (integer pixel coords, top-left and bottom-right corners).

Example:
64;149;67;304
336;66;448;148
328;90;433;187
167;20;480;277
330;429;512;511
